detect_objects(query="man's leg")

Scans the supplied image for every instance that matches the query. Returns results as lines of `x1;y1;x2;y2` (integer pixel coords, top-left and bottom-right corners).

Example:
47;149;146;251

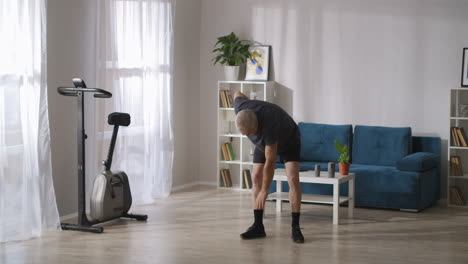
285;161;301;212
251;163;264;208
240;149;267;239
285;161;304;243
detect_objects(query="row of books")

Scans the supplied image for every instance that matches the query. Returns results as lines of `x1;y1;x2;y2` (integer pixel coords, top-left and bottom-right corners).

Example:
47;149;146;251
220;169;233;187
450;156;464;176
219;90;234;108
221;143;236;161
220;169;253;189
451;127;468;147
449;186;465;206
242;169;253;189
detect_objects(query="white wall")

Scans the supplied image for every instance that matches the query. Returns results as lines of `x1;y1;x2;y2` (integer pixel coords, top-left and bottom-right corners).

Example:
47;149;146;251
48;0;201;216
47;0;97;217
173;0;201;188
47;0;468;215
199;0;468;199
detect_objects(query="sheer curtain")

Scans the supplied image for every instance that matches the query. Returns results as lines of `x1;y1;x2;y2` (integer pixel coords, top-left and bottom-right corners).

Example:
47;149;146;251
0;0;60;242
94;0;175;205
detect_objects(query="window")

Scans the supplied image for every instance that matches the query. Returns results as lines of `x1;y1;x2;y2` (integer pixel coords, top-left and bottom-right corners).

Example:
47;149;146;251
99;0;172;136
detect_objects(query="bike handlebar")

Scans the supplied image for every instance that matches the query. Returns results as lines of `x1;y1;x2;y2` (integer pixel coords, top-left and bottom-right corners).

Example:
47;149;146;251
57;87;112;98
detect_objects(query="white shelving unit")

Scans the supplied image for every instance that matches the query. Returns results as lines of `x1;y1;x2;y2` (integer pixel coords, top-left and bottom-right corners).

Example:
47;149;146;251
448;88;468;207
217;81;276;189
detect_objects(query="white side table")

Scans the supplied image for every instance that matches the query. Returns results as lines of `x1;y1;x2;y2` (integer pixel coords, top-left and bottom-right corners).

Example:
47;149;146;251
269;169;355;225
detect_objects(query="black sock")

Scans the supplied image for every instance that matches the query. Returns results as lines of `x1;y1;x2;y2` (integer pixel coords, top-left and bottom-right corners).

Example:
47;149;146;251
254;209;264;225
292;212;300;227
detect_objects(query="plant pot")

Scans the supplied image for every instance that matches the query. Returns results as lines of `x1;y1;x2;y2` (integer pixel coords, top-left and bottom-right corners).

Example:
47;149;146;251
224;65;240;81
339;163;350;175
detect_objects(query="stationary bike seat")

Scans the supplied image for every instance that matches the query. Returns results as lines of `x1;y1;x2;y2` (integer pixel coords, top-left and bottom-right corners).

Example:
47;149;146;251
108;112;131;126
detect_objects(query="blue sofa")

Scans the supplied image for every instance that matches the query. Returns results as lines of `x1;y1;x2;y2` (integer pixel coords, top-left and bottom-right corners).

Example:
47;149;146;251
272;123;441;212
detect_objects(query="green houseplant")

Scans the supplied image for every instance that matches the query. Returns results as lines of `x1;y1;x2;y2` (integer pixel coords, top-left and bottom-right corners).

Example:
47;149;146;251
212;32;250;81
334;140;350;175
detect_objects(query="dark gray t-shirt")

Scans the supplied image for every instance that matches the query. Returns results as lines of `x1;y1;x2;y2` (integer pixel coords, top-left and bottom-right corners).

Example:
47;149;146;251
234;97;298;153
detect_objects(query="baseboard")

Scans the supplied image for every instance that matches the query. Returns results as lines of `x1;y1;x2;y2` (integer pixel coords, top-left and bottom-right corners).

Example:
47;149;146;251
437;199;447;207
60;213;77;222
171;182;199;192
171;181;217;192
197;181;217;186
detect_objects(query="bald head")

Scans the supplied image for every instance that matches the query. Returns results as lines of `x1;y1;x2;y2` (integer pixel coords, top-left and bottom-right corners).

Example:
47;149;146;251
236;109;258;136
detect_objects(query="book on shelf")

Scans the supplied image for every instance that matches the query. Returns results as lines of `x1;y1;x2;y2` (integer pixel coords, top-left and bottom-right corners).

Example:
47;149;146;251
450;156;463;176
220;169;233;187
219;90;228;108
461;127;468;145
221;143;235;161
221;169;227;187
449;186;465;206
243;169;252;189
456;127;468;147
456;156;463;176
226;169;232;187
451;127;457;146
451;127;468;147
226;143;236;160
224;143;231;160
220;142;236;161
220;170;227;187
223;143;232;160
225;90;234;108
219;90;234;108
219;90;223;107
451;127;460;146
450;156;456;176
221;144;229;160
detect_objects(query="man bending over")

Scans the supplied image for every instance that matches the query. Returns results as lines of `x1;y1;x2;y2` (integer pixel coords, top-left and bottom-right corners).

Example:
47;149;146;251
234;91;304;243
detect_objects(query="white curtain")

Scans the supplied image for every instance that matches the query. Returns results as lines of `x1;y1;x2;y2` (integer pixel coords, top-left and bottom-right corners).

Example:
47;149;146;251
0;0;60;242
94;0;175;205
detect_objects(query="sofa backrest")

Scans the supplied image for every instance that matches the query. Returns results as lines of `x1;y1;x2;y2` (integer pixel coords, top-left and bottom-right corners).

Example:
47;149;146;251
353;125;412;166
299;122;352;162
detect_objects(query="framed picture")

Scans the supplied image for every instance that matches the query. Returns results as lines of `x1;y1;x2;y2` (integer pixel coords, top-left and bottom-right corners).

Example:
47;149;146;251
462;48;468;87
245;45;270;81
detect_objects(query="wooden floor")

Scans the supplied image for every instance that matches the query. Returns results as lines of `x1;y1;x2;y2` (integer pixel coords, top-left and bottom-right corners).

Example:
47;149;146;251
2;185;468;264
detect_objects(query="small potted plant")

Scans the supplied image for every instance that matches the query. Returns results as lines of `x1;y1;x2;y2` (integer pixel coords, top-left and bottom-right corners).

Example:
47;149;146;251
212;32;250;81
334;140;350;175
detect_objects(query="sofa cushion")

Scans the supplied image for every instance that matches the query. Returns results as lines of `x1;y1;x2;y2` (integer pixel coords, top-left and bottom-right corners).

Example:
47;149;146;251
299;122;352;162
350;164;417;194
396;152;440;172
352;125;411;166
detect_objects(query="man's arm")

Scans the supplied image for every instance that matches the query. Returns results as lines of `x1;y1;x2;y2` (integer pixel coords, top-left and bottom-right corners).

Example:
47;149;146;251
255;144;278;209
234;91;249;100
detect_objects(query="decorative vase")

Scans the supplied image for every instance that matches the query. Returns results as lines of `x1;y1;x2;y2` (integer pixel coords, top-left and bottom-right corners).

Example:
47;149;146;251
339;163;350;175
328;162;336;178
224;65;240;81
314;164;321;177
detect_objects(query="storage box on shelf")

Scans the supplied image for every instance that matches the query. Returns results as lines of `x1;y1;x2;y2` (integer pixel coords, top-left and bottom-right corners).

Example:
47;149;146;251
449;88;468;207
217;81;275;189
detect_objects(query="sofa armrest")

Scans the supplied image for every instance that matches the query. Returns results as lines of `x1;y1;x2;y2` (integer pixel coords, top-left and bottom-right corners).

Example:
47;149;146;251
396;152;440;172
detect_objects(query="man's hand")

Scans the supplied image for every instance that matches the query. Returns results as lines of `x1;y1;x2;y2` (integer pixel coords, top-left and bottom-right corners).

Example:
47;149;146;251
255;144;277;209
234;91;249;100
256;190;268;209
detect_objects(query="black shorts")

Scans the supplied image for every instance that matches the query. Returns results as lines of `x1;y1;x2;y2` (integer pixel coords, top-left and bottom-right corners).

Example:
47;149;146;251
253;136;301;164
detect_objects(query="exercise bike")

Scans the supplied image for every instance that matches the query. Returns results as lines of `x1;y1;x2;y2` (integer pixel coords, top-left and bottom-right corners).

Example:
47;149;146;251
58;78;147;233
